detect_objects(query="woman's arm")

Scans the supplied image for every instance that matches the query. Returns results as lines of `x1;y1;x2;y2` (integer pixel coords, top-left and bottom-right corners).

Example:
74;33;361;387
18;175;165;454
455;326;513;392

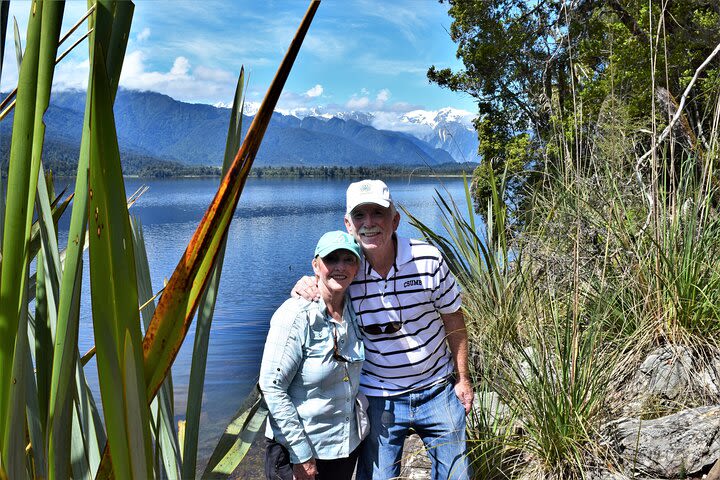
259;300;314;464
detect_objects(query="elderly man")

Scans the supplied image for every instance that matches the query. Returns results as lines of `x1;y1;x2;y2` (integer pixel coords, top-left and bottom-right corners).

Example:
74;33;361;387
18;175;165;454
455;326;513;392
294;179;473;480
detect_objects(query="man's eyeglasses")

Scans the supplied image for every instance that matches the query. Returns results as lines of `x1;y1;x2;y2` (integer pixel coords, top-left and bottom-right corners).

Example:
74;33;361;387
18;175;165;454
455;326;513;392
332;325;351;363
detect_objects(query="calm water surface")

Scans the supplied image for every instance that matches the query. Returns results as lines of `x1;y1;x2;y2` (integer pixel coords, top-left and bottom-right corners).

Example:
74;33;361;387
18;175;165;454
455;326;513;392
45;176;471;464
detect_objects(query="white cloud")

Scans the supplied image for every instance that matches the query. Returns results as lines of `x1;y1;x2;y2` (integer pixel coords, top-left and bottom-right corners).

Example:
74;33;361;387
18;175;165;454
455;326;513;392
343;89;401;112
195;65;234;83
272;91;329;116
346;96;370;110
118;50;236;104
136;27;151;42
170;57;190;76
376;89;391;102
52;59;90;90
305;84;323;98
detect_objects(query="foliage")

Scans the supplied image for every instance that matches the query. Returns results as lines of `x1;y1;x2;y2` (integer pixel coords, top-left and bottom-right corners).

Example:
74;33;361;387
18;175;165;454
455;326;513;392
410;71;720;477
431;0;720;210
1;143;477;179
250;163;477;178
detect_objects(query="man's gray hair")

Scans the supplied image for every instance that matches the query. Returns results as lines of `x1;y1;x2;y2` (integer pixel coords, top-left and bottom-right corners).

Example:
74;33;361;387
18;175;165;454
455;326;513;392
345;202;397;222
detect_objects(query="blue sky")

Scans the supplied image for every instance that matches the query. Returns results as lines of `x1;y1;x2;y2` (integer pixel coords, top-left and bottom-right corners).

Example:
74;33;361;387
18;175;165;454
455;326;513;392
2;1;477;116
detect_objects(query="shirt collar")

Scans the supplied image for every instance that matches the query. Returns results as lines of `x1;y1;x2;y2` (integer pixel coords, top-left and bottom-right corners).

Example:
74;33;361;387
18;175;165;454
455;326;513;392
316;294;355;325
394;235;413;267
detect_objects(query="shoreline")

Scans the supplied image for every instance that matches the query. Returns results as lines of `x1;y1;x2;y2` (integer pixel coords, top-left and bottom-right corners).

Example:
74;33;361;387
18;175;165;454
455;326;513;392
45;172;475;180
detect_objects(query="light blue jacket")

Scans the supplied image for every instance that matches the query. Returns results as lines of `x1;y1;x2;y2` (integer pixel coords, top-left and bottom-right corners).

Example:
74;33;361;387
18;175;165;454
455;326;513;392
259;296;364;463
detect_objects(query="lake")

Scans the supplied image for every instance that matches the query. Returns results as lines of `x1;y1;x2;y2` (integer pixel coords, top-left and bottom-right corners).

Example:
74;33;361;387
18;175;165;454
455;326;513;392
44;175;472;467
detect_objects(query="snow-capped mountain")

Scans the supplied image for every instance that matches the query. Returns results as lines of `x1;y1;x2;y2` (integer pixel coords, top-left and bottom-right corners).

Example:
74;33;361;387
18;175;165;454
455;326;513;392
228;103;479;163
283;107;479;163
398;108;479;163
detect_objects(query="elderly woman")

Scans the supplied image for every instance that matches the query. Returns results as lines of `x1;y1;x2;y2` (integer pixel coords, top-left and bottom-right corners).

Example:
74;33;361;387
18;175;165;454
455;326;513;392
260;231;366;480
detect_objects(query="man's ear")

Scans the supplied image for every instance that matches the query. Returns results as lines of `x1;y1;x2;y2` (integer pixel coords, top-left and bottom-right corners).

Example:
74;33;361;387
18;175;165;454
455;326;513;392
393;211;401;231
344;214;352;232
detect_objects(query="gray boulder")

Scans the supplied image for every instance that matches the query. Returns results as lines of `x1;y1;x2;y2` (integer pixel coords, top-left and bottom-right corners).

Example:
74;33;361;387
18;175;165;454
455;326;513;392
623;345;720;416
603;406;720;478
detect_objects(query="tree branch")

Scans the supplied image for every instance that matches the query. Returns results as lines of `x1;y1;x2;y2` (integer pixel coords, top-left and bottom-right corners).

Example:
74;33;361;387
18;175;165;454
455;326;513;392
637;41;720;164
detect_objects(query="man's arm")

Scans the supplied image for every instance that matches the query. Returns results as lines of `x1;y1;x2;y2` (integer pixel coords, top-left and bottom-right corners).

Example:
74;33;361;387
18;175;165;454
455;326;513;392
441;309;474;414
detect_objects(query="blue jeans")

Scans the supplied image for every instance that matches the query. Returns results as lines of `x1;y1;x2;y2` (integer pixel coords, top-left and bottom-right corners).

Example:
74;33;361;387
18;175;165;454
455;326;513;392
357;379;470;480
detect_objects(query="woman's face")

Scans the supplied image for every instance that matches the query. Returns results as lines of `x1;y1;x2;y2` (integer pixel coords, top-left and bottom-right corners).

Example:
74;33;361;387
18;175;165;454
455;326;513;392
312;249;359;294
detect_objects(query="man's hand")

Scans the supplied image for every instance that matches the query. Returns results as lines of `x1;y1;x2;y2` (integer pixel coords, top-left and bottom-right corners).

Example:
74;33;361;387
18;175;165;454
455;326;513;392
441;310;474;415
291;275;320;301
454;376;474;415
293;458;317;480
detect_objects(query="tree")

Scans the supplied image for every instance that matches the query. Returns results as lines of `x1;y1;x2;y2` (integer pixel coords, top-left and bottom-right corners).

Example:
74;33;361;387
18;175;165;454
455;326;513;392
430;0;720;211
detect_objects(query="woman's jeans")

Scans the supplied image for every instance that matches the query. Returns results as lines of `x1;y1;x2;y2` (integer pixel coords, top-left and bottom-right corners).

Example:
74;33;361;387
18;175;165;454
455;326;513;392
357;379;470;480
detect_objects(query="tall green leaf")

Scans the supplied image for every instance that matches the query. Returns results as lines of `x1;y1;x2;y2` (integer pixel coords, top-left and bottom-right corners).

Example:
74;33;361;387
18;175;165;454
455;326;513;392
24;327;46;478
0;0;64;466
12;17;22;69
201;386;268;479
47;2;133;475
87;46;152;478
0;1;9;85
0;1;42;457
34;170;59;439
6;271;30;479
73;341;106;477
0;0;8;248
131;215;181;480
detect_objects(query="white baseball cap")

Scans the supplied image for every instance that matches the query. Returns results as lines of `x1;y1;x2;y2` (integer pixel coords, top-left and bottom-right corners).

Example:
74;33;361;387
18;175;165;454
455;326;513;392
346;179;393;213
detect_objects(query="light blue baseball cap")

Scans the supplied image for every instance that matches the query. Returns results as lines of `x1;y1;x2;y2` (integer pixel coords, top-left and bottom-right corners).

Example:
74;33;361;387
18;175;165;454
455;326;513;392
314;231;362;260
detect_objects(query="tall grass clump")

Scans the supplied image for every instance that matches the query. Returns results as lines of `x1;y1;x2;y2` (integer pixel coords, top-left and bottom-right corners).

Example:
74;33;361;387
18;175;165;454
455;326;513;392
410;173;622;478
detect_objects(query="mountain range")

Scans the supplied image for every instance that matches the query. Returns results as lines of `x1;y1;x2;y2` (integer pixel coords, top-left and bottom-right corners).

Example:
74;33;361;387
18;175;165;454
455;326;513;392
304;107;479;163
1;89;479;169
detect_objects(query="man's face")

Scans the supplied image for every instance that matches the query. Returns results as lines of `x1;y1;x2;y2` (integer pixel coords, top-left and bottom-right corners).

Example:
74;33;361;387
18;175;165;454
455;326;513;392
344;203;400;255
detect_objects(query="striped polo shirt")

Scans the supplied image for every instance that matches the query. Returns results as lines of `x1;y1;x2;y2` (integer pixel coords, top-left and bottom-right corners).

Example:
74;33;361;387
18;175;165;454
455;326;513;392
348;235;462;397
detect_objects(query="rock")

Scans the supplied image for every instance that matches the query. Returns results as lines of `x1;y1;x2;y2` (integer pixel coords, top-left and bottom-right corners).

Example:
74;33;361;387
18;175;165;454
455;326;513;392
399;434;431;479
700;355;720;397
634;345;694;400
603;406;720;478
622;345;720;417
472;390;510;425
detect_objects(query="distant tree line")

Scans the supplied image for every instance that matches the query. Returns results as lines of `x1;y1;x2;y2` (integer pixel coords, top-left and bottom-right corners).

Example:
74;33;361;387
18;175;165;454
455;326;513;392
248;163;477;179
